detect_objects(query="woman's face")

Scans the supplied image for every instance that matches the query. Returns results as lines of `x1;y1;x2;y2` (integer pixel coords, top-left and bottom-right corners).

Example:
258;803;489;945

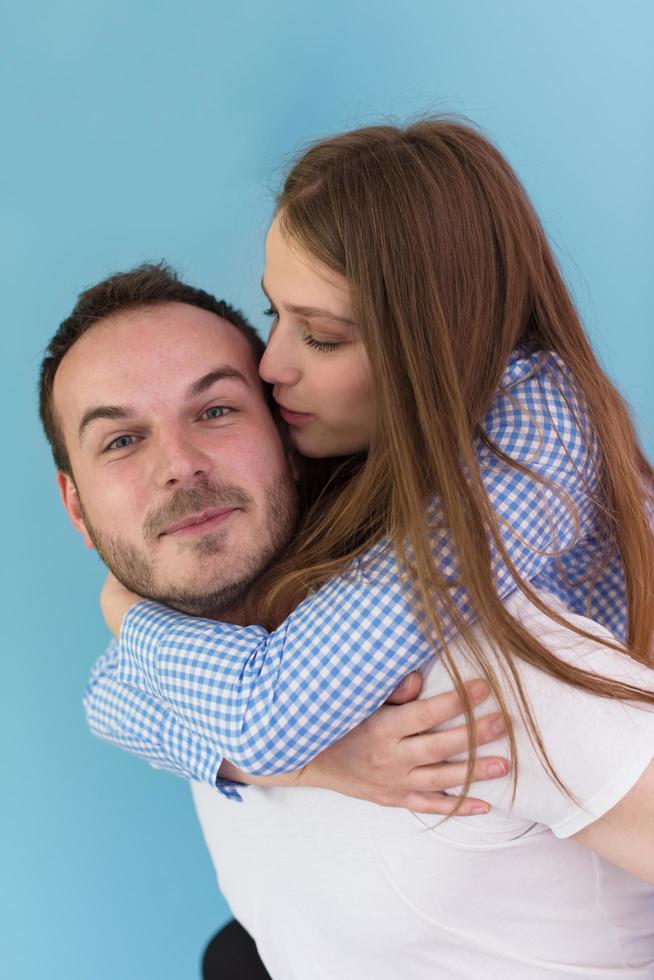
259;215;377;458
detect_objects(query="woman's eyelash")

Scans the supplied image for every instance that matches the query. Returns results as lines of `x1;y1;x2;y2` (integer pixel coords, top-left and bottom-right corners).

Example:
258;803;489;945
263;306;339;351
303;334;340;352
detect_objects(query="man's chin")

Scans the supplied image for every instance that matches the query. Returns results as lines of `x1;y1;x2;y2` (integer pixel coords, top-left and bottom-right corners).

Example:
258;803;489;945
138;573;256;622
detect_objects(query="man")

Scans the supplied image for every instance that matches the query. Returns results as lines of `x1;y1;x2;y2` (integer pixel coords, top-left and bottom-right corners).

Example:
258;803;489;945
40;264;654;979
40;263;505;977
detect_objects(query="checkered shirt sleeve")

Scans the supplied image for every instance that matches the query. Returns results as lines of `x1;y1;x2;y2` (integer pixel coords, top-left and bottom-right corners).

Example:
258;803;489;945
84;348;631;798
83;641;239;790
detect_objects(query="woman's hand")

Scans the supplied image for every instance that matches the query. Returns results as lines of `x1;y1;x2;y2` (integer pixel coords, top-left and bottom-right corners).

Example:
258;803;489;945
220;674;509;815
295;674;508;814
100;572;144;638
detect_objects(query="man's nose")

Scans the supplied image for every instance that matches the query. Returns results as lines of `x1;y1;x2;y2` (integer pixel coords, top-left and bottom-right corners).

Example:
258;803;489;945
154;431;212;489
259;324;302;387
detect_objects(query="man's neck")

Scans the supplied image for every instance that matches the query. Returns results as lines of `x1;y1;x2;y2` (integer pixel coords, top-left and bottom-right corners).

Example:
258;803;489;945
209;607;247;627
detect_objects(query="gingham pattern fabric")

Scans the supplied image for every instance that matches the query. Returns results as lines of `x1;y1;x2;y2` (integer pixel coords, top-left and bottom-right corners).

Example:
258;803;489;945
83;347;647;799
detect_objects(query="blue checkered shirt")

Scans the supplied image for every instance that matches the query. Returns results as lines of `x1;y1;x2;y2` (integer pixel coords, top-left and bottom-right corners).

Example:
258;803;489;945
83;347;647;799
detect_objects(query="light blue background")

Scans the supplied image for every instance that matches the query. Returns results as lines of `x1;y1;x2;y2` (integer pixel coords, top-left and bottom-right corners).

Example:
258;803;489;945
3;2;652;977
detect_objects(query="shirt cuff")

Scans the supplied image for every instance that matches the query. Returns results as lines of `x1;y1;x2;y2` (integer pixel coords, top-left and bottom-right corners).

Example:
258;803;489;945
159;709;244;798
214;777;244;801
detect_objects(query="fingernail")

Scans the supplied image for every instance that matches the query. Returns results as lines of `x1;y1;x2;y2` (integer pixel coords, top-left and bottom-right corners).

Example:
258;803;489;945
471;804;489;815
491;718;506;736
488;762;506;777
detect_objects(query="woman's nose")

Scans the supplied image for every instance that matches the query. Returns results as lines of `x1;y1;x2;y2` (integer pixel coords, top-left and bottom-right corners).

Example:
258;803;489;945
259;325;302;386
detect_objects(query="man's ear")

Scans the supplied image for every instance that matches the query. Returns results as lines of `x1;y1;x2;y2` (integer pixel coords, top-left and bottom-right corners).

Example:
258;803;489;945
56;471;95;549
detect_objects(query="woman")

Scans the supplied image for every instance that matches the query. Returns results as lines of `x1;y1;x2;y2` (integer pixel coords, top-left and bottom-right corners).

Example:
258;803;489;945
93;119;654;972
98;116;653;776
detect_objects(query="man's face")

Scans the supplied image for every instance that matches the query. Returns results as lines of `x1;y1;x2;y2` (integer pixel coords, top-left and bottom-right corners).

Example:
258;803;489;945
54;302;298;618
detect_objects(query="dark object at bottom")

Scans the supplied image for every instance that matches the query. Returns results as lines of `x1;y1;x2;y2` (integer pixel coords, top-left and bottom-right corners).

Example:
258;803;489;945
202;919;273;979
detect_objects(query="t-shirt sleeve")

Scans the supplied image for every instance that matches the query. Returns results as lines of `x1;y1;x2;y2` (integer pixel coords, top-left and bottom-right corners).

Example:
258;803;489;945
447;593;654;838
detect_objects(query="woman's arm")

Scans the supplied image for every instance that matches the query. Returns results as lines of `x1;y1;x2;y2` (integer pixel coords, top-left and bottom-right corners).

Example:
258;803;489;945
85;643;507;813
221;675;508;815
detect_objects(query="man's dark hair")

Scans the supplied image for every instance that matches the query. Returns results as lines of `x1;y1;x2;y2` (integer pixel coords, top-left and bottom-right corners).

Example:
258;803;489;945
39;262;267;475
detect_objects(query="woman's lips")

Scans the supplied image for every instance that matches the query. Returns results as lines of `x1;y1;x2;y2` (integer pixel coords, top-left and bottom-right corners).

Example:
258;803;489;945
162;508;237;537
277;405;315;426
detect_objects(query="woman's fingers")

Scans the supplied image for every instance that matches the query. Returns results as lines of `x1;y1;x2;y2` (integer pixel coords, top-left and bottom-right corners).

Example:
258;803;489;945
384;671;423;705
408;757;510;793
401;793;492;817
400;712;507;766
385;679;490;738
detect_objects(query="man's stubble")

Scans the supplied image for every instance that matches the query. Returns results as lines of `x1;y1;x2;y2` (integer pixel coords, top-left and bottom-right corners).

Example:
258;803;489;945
79;475;298;621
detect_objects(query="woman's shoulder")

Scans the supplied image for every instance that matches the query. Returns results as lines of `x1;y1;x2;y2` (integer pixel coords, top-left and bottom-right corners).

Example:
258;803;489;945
479;345;599;485
494;346;591;432
499;344;566;389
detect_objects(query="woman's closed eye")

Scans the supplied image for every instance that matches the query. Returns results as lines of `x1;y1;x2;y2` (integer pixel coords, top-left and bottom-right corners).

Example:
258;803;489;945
263;307;341;352
302;334;340;353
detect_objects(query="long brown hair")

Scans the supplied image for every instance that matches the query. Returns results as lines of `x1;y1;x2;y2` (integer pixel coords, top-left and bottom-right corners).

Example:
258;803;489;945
258;118;654;802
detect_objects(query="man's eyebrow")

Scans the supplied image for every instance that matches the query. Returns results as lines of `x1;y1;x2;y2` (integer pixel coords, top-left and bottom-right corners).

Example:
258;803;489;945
185;367;249;399
78;368;249;443
261;277;354;327
79;406;135;443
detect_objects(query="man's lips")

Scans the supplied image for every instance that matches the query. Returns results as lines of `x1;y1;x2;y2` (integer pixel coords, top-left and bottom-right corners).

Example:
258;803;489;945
161;508;238;537
276;403;315;426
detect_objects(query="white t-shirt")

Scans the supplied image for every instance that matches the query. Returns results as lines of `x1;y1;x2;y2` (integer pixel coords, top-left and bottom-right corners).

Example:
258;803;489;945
192;592;654;979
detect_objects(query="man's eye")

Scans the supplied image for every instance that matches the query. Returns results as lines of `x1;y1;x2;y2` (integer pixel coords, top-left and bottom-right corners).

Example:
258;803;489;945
203;406;232;420
106;435;136;451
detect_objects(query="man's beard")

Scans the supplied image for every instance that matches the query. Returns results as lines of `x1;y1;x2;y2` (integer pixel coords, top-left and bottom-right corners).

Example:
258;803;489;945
80;475;298;621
